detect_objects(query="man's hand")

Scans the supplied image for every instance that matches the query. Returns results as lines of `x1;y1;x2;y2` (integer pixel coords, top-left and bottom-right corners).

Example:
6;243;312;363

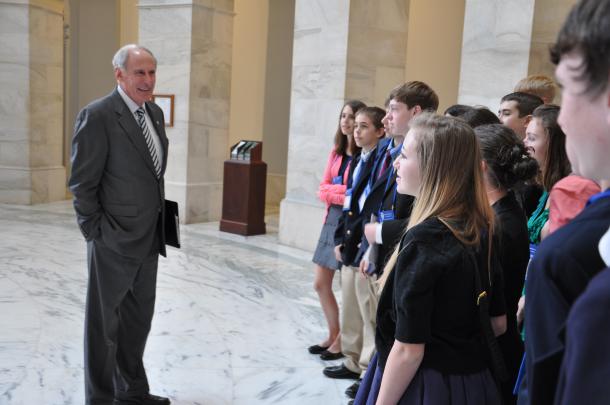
364;223;377;244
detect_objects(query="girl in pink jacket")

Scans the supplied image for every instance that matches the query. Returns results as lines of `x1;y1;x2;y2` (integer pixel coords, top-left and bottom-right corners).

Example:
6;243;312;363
309;100;365;360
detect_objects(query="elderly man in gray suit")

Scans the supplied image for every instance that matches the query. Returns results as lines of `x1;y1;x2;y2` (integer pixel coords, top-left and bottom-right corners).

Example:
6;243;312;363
69;44;170;405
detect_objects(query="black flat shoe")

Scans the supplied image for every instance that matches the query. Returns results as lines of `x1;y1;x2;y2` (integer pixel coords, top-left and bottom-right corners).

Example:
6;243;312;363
320;350;345;360
345;379;361;398
323;364;360;379
308;344;329;354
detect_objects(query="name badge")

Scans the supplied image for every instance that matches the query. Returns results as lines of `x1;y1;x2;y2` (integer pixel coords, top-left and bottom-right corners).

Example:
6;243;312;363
343;189;352;211
332;175;343;185
379;210;395;222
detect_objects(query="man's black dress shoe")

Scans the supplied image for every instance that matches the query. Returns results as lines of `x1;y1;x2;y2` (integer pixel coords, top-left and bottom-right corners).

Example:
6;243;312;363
308;344;329;354
141;393;170;405
319;350;345;360
347;400;354;405
115;393;171;405
323;364;360;379
345;379;361;398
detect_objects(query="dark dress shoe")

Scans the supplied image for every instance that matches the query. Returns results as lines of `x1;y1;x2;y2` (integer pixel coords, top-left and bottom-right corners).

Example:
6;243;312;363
345;379;361;398
348;400;354;405
323;364;360;379
319;350;345;360
141;393;171;405
114;393;170;405
308;344;329;354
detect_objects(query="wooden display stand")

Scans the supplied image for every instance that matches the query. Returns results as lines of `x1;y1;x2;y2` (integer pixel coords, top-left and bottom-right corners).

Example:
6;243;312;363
219;141;267;236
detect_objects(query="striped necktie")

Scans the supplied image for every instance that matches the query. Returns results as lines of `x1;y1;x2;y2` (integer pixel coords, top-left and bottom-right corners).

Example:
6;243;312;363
378;149;392;179
135;107;161;178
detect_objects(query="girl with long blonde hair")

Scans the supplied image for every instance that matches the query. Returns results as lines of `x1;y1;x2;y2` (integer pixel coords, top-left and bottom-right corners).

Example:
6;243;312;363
355;113;507;405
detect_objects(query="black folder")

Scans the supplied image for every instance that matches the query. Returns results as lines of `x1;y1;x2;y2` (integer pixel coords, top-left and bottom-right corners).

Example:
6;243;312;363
164;199;181;248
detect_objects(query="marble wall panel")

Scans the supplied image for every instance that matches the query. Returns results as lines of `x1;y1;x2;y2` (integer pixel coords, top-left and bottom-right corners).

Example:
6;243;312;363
184;181;223;223
292;0;349;67
285;98;341;206
458;0;535;110
28;7;63;173
0;1;65;204
140;0;233;12
0;141;29;168
186;126;227;184
266;173;286;207
291;64;349;101
0;65;29;143
280;0;409;250
528;0;576;103
279;198;324;251
350;0;409;32
0;4;30;177
0;167;30;204
140;0;233;223
30;166;66;203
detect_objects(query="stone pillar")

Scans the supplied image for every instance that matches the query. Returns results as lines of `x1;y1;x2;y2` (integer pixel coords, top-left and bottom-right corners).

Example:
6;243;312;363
139;0;234;223
279;0;409;251
458;0;577;110
528;0;577;103
0;0;66;204
458;0;536;110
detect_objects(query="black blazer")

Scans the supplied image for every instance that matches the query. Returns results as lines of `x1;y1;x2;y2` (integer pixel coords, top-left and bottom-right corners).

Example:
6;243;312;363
69;89;169;259
334;147;379;267
524;195;610;405
357;140;413;270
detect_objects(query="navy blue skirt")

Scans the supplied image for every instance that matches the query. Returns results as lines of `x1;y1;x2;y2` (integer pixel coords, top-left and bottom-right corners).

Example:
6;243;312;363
355;353;501;405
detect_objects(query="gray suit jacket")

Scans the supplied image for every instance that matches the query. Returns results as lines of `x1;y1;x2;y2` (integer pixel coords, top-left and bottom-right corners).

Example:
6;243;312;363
69;89;169;259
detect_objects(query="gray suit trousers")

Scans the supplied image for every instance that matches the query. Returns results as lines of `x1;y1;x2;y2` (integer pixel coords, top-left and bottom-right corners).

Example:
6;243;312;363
84;238;159;405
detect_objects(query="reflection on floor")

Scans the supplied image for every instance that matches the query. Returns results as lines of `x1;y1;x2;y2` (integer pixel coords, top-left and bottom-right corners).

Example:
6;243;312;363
0;201;355;405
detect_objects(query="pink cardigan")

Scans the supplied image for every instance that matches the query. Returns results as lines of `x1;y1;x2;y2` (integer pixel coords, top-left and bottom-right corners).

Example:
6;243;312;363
549;175;601;233
317;150;350;221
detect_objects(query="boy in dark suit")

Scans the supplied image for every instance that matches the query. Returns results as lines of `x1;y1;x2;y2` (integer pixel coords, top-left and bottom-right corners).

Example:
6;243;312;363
338;82;438;400
323;107;387;380
359;82;439;279
519;1;610;403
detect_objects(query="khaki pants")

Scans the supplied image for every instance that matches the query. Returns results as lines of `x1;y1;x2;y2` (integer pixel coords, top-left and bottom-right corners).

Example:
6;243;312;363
340;265;379;376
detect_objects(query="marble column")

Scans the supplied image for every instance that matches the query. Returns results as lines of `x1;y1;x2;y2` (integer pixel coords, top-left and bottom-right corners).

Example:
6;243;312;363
458;0;536;110
139;0;234;223
279;0;409;251
0;0;66;204
528;0;577;103
458;0;577;110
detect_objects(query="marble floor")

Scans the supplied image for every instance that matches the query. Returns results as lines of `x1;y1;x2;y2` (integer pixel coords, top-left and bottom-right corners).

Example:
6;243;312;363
0;201;356;405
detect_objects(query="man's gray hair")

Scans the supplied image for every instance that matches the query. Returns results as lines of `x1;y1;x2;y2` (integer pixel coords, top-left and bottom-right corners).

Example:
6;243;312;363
112;44;157;70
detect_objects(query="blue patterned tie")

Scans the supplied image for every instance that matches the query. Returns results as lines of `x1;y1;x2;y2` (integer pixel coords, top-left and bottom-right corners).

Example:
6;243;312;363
135;107;161;178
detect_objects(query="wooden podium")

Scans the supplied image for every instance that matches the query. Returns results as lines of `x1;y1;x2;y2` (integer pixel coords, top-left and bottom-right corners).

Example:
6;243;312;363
219;141;267;236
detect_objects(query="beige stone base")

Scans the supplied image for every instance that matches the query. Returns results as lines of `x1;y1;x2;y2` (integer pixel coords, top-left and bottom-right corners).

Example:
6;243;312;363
278;197;325;252
266;173;286;207
0;165;66;204
165;180;223;224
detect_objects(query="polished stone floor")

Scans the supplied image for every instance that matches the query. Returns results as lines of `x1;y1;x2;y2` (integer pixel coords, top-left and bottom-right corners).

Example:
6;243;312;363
0;201;354;405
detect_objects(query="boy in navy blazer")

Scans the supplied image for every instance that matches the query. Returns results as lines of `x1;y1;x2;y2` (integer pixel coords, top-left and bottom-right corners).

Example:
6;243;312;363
520;1;610;403
359;82;439;277
324;107;387;381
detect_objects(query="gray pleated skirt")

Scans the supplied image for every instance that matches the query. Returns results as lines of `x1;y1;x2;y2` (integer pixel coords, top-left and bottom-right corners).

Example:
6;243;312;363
312;204;343;270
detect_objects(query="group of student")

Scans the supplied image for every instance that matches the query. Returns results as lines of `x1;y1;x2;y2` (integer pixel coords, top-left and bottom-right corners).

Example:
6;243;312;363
305;0;610;404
